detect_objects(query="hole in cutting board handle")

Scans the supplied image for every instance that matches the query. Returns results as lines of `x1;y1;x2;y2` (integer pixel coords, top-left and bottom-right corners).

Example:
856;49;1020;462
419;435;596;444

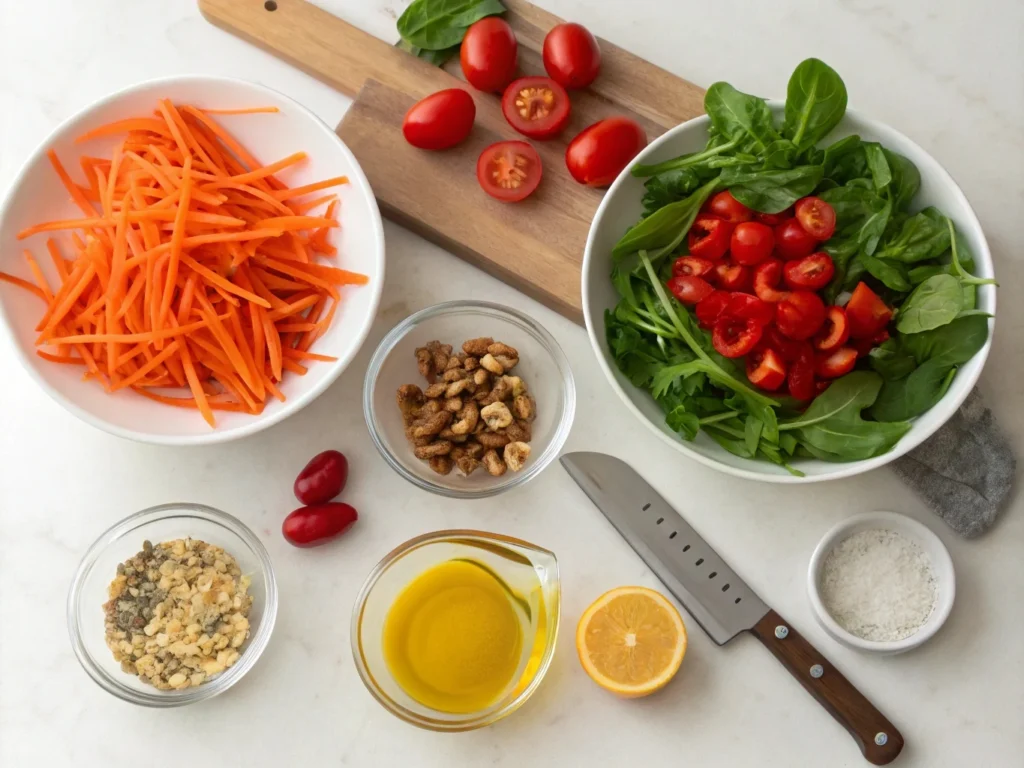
264;0;277;10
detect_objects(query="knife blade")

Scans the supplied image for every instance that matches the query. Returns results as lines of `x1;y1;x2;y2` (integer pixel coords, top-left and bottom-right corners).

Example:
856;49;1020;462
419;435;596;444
561;451;905;766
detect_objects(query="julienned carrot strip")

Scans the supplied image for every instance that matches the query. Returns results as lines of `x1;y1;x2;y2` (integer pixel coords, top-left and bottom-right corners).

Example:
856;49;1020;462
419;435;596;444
52;315;215;345
36;350;86;364
217;152;306;186
111;341;180;391
201;106;280;115
0;272;48;300
160;155;192;327
290;194;336;215
177;341;215;427
281;357;308;375
177;252;270;308
23;250;54;301
47;150;100;219
255;215;336;231
260;307;283;382
16;217;113;240
282;348;337;362
76;118;171;143
271;176;348;200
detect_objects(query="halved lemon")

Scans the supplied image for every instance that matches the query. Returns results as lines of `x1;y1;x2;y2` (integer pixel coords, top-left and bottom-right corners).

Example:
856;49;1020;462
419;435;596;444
576;586;687;697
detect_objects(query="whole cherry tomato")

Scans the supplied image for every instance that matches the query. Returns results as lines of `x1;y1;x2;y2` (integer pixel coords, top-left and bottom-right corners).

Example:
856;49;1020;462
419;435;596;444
461;17;518;93
707;191;752;224
712;315;762;358
730;221;775;266
814;306;850;352
753;258;789;303
294;450;348;505
667;275;714;305
565;117;646;186
746;347;787;392
542;22;601;89
502;76;570;139
783;252;835;290
774;218;818;260
402;89;476;150
776;290;827;341
672;256;715;278
688;214;732;260
477;141;542;202
713;261;751;291
795;196;837;240
845;282;892;339
282;503;358;548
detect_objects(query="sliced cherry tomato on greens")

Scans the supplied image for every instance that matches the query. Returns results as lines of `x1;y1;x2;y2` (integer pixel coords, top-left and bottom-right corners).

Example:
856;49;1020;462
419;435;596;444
712;261;751;291
754;209;792;227
784;252;835;291
402;89;476;150
565;117;646;187
774;217;818;260
542;22;601;89
776;290;826;341
707;190;752;224
763;326;813;364
814;306;850;352
845;282;893;339
730;221;775;266
672;256;714;278
725;292;774;327
501;76;570;140
460;17;518;93
667;275;714;305
476;141;542;203
688;214;732;261
787;352;817;401
795;196;837;241
816;347;858;379
753;258;789;303
746;347;787;392
852;330;891;358
712;316;762;359
696;291;730;329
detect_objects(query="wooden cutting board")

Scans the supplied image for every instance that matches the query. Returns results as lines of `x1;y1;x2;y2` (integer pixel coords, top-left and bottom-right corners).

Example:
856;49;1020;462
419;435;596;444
198;0;705;321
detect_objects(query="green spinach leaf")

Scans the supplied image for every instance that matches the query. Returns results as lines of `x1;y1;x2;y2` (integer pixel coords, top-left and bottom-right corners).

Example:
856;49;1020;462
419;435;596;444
863;142;892;191
720;165;823;214
876;211;950;263
868;338;917;381
782;58;848;150
869;359;958;422
396;38;460;65
883;149;920;210
901;314;989;368
397;0;506;51
704;82;780;155
860;251;911;292
641;168;702;216
895;274;963;333
613;180;718;259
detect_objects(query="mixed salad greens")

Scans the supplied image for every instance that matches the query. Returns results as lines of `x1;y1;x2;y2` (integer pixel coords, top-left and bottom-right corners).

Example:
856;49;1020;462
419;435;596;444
607;59;995;474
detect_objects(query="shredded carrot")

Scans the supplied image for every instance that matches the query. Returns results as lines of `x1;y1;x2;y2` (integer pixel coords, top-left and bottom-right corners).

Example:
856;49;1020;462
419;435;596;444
0;99;368;427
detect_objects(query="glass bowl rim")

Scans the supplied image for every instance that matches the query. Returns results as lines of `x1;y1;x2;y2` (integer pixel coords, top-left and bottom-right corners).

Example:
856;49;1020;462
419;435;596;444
66;502;278;707
362;300;576;499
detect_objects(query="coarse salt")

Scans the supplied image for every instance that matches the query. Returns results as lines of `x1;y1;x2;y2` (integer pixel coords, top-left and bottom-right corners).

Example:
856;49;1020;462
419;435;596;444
819;528;937;642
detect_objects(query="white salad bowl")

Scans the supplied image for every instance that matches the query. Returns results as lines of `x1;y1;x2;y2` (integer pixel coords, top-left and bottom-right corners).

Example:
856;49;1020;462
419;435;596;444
582;102;995;482
0;75;384;445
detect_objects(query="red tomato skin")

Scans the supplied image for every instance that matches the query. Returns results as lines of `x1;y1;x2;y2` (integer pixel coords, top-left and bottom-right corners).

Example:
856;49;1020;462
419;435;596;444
707;191;752;224
688;214;732;261
673;256;714;278
667;275;714;305
746;347;787;391
731;221;775;266
816;347;858;379
542;22;601;89
501;76;570;139
755;209;792;227
787;354;817;401
712;316;763;358
845;282;893;339
713;261;751;291
726;292;774;327
774;218;818;260
565;117;646;186
753;258;789;303
294;450;349;505
696;290;730;329
402;89;476;150
776;291;827;341
795;196;837;241
814;306;850;352
282;503;358;548
783;252;835;291
461;17;518;93
477;141;542;203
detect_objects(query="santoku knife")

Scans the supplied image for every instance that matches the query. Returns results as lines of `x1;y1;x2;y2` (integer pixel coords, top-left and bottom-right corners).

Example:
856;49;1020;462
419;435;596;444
561;451;904;766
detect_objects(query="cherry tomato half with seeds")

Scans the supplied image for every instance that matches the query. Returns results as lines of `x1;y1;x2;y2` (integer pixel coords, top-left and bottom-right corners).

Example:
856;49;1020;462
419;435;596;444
746;347;787;392
707;190;752;224
725;292;774;327
783;251;835;291
402;89;476;150
776;290;826;341
814;306;850;352
542;22;601;89
712;315;763;358
787;353;817;401
753;258;789;303
795;196;837;241
461;17;519;93
696;290;730;329
667;275;715;305
282;502;358;548
501;76;570;139
816;346;858;379
688;214;732;261
845;282;893;339
477;141;542;202
672;256;714;278
294;450;348;506
565;116;646;186
764;326;813;364
730;221;775;266
774;218;818;260
754;209;792;227
713;261;751;291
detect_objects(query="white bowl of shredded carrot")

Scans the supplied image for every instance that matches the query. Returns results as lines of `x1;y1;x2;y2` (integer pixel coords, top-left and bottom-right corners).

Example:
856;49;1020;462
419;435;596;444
0;76;384;445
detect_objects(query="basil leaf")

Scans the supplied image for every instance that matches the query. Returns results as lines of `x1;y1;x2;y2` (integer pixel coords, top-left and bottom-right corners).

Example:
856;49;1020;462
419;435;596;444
720;165;823;214
397;0;506;51
703;82;780;155
783;58;848;150
895;274;963;333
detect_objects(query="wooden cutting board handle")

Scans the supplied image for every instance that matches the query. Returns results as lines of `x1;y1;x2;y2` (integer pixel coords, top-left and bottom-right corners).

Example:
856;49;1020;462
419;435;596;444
751;610;905;764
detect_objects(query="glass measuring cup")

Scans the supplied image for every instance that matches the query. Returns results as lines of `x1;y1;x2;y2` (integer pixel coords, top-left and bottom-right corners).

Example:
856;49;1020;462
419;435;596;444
351;530;560;731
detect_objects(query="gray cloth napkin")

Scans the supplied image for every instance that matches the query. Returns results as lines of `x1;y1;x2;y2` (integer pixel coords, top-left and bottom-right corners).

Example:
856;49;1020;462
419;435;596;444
891;388;1015;537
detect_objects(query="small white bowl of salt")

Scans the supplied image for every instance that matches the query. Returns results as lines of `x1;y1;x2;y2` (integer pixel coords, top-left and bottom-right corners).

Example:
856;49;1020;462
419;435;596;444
808;511;955;655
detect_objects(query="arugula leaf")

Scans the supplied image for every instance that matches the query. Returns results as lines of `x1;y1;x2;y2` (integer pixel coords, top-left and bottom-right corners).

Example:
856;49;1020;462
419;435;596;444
783;58;848;150
666;406;701;440
397;0;506;51
895;274;963;333
720;165;824;214
703;82;780;155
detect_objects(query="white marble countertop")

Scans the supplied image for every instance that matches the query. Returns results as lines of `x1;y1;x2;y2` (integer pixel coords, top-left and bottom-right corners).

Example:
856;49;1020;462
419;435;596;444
1;0;1022;765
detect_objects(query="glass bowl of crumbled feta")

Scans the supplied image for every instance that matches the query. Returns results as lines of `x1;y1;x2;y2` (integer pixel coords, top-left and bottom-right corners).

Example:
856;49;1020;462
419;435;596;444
807;510;955;655
67;503;278;706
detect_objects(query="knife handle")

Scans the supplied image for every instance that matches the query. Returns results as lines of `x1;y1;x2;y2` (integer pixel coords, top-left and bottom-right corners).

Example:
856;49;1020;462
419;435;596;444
751;609;904;765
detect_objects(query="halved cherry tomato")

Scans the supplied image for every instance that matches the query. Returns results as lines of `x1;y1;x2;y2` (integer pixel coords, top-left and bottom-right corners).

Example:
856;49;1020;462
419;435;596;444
763;326;812;363
501;76;570;139
816;380;832;395
776;290;826;341
461;17;518;93
814;306;850;352
746;347;787;391
713;261;751;291
726;292;774;327
673;256;714;278
783;252;835;290
787;352;817;401
542;22;601;89
730;221;775;266
667;275;714;305
755;209;792;227
712;316;762;358
696;290;730;328
795;196;837;241
402;89;476;150
476;141;542;202
753;258;788;303
688;214;732;260
565;117;646;187
816;347;858;379
845;282;893;339
774;218;818;260
852;330;891;358
707;191;752;224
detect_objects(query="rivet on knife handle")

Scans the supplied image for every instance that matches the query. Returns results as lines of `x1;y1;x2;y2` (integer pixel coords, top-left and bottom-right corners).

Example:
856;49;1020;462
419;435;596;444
751;609;905;765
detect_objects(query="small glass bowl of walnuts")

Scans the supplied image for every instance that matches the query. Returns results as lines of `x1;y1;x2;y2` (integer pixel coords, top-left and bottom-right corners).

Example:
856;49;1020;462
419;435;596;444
67;503;277;707
364;301;575;498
